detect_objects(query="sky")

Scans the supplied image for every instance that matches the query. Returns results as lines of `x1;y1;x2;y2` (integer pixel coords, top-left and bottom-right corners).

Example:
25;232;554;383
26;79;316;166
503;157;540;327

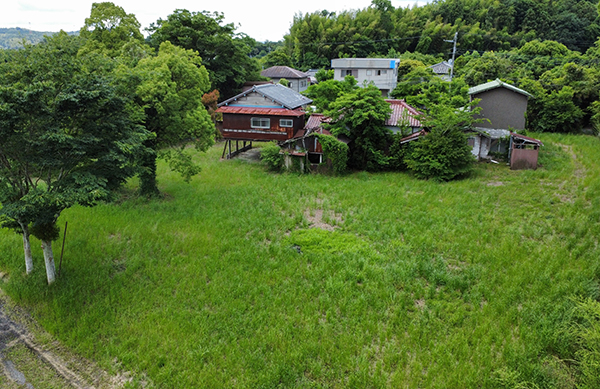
1;0;428;42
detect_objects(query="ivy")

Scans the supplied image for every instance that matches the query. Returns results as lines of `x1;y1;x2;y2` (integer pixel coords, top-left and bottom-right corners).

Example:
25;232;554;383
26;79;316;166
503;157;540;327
315;134;348;175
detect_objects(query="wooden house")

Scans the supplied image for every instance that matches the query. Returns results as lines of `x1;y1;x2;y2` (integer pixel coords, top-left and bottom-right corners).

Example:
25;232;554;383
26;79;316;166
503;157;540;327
216;84;312;158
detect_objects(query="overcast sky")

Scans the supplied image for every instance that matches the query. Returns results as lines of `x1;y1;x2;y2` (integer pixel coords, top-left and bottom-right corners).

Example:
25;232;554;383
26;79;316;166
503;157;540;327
1;0;428;42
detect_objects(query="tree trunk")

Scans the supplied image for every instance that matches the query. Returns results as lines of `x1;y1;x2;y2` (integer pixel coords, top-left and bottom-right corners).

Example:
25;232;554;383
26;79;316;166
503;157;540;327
22;225;33;274
41;240;56;285
139;138;160;197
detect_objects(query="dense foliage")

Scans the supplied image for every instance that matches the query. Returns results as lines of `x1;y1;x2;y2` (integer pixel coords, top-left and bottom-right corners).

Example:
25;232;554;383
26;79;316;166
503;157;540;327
260;142;285;172
147;9;262;99
315;133;349;174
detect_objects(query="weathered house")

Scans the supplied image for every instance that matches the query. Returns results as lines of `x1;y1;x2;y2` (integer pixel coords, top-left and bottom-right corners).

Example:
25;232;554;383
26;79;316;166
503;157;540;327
509;132;544;170
331;58;400;97
260;66;311;93
467;128;511;160
216;84;312;158
468;79;533;131
429;60;453;81
385;99;423;135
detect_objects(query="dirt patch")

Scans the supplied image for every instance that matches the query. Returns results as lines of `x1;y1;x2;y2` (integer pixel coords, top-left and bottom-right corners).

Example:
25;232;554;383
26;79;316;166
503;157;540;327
414;299;426;310
559;144;586;179
486;181;504;187
235;147;262;163
304;208;343;231
0;290;133;388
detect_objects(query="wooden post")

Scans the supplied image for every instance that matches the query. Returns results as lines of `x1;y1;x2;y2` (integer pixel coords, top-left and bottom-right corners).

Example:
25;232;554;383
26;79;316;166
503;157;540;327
58;221;68;277
228;140;232;159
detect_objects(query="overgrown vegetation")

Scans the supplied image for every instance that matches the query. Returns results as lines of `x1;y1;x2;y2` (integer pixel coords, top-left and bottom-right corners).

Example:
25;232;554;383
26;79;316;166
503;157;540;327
0;134;599;387
260;142;285;172
315;133;349;175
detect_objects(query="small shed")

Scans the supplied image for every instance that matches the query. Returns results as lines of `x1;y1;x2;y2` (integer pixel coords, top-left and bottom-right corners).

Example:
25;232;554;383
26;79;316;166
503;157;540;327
509;132;543;170
467;127;511;160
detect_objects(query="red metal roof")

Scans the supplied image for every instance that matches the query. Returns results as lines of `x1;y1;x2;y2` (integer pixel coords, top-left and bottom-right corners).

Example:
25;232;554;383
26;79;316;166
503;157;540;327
216;106;306;117
385;99;423;128
510;132;544;146
304;113;331;130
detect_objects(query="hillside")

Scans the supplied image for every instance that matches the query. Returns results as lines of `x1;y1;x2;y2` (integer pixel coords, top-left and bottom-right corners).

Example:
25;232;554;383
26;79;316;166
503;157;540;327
0;28;77;49
1;134;599;387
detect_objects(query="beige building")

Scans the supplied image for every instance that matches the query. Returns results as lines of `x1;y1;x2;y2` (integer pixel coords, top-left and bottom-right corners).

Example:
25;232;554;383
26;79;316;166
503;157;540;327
331;58;400;97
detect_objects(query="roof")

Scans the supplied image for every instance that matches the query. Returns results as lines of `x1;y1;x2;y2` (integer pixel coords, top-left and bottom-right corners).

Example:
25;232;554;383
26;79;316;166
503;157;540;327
216;106;306;117
304;113;331;130
218;84;313;110
429;61;453;75
261;66;309;79
468;79;533;98
385;99;423;128
331;58;400;69
399;129;428;144
511;132;544;146
473;127;511;139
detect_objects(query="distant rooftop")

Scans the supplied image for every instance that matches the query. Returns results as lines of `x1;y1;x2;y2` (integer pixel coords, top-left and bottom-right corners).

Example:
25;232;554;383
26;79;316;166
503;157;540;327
385;99;423;128
468;79;533;98
331;58;400;69
261;66;309;79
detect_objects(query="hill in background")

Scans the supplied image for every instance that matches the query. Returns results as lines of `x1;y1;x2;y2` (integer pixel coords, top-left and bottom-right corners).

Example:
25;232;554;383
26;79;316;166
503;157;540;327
0;28;77;49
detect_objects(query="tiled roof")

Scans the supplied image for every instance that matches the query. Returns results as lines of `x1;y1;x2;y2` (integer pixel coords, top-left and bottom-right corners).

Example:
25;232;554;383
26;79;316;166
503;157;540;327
429;61;453;75
385;99;423;128
468;79;533;98
216;106;305;117
218;84;312;110
261;66;309;79
304;113;331;130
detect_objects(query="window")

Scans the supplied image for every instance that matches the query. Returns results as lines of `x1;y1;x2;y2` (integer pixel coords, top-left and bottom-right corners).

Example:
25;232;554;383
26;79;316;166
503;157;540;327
467;137;475;147
376;69;388;76
280;119;294;127
251;118;270;129
289;82;293;88
345;69;353;76
366;70;372;76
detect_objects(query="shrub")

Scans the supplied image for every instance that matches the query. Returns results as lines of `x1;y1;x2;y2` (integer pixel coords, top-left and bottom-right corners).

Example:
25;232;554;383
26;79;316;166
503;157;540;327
260;142;284;172
315;134;348;175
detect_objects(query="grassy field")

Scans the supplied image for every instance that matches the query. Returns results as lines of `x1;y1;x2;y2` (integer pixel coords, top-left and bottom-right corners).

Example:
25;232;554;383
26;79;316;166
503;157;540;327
1;133;599;388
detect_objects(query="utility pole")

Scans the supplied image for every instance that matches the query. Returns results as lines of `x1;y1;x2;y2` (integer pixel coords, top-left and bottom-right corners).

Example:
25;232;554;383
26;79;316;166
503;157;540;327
444;32;458;92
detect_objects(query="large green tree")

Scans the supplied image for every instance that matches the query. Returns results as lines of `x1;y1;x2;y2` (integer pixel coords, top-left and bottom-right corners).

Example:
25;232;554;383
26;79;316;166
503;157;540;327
147;9;261;99
126;41;215;196
0;33;149;283
326;84;392;171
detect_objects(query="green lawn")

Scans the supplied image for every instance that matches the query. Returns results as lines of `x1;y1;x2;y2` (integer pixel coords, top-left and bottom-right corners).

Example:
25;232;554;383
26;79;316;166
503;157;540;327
1;133;599;388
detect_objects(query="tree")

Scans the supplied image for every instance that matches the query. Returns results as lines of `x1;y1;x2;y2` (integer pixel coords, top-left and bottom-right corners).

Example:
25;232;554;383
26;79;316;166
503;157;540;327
303;76;358;112
79;2;144;58
326;84;393;171
262;49;293;68
127;41;215;196
147;9;261;99
404;100;477;181
0;33;149;283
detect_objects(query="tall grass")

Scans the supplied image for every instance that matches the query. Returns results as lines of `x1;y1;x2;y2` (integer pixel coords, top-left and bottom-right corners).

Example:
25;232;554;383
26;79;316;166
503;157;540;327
0;134;599;387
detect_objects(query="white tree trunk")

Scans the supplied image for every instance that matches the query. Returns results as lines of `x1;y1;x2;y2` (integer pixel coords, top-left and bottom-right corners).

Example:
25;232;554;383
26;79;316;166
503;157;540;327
41;240;56;285
18;222;34;275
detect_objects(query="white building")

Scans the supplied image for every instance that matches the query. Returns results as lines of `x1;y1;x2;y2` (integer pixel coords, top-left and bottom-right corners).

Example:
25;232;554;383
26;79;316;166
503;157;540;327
331;58;400;97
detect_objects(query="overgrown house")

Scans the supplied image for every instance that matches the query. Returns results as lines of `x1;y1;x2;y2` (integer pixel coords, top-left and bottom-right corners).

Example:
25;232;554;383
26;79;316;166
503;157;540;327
216;84;312;158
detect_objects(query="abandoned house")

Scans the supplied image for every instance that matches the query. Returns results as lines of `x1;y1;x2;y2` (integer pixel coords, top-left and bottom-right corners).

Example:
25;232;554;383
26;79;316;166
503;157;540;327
216;84;312;158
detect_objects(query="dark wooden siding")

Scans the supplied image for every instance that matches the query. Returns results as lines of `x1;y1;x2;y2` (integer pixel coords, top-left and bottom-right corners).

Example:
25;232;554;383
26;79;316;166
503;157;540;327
221;114;306;142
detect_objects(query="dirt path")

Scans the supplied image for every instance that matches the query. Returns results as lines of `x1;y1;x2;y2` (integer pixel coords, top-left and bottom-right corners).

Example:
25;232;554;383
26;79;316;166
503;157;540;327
0;291;129;388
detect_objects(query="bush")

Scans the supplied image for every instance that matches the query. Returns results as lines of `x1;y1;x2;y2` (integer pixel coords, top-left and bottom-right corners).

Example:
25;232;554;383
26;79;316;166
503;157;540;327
260;142;284;172
315;134;348;175
405;129;475;181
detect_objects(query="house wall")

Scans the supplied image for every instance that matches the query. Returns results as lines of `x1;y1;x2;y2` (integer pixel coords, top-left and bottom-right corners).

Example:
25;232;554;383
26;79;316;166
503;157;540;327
332;59;399;97
266;78;309;93
472;88;528;130
221;114;305;141
469;135;481;159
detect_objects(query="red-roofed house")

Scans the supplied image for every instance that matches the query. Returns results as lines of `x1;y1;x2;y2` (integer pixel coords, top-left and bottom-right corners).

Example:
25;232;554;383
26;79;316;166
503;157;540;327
385;99;423;135
216;84;313;158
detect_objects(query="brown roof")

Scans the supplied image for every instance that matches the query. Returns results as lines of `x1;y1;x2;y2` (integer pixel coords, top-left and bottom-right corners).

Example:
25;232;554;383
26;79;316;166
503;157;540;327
399;129;428;144
511;132;544;146
261;66;309;79
304;113;331;131
216;106;305;117
385;99;423;128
